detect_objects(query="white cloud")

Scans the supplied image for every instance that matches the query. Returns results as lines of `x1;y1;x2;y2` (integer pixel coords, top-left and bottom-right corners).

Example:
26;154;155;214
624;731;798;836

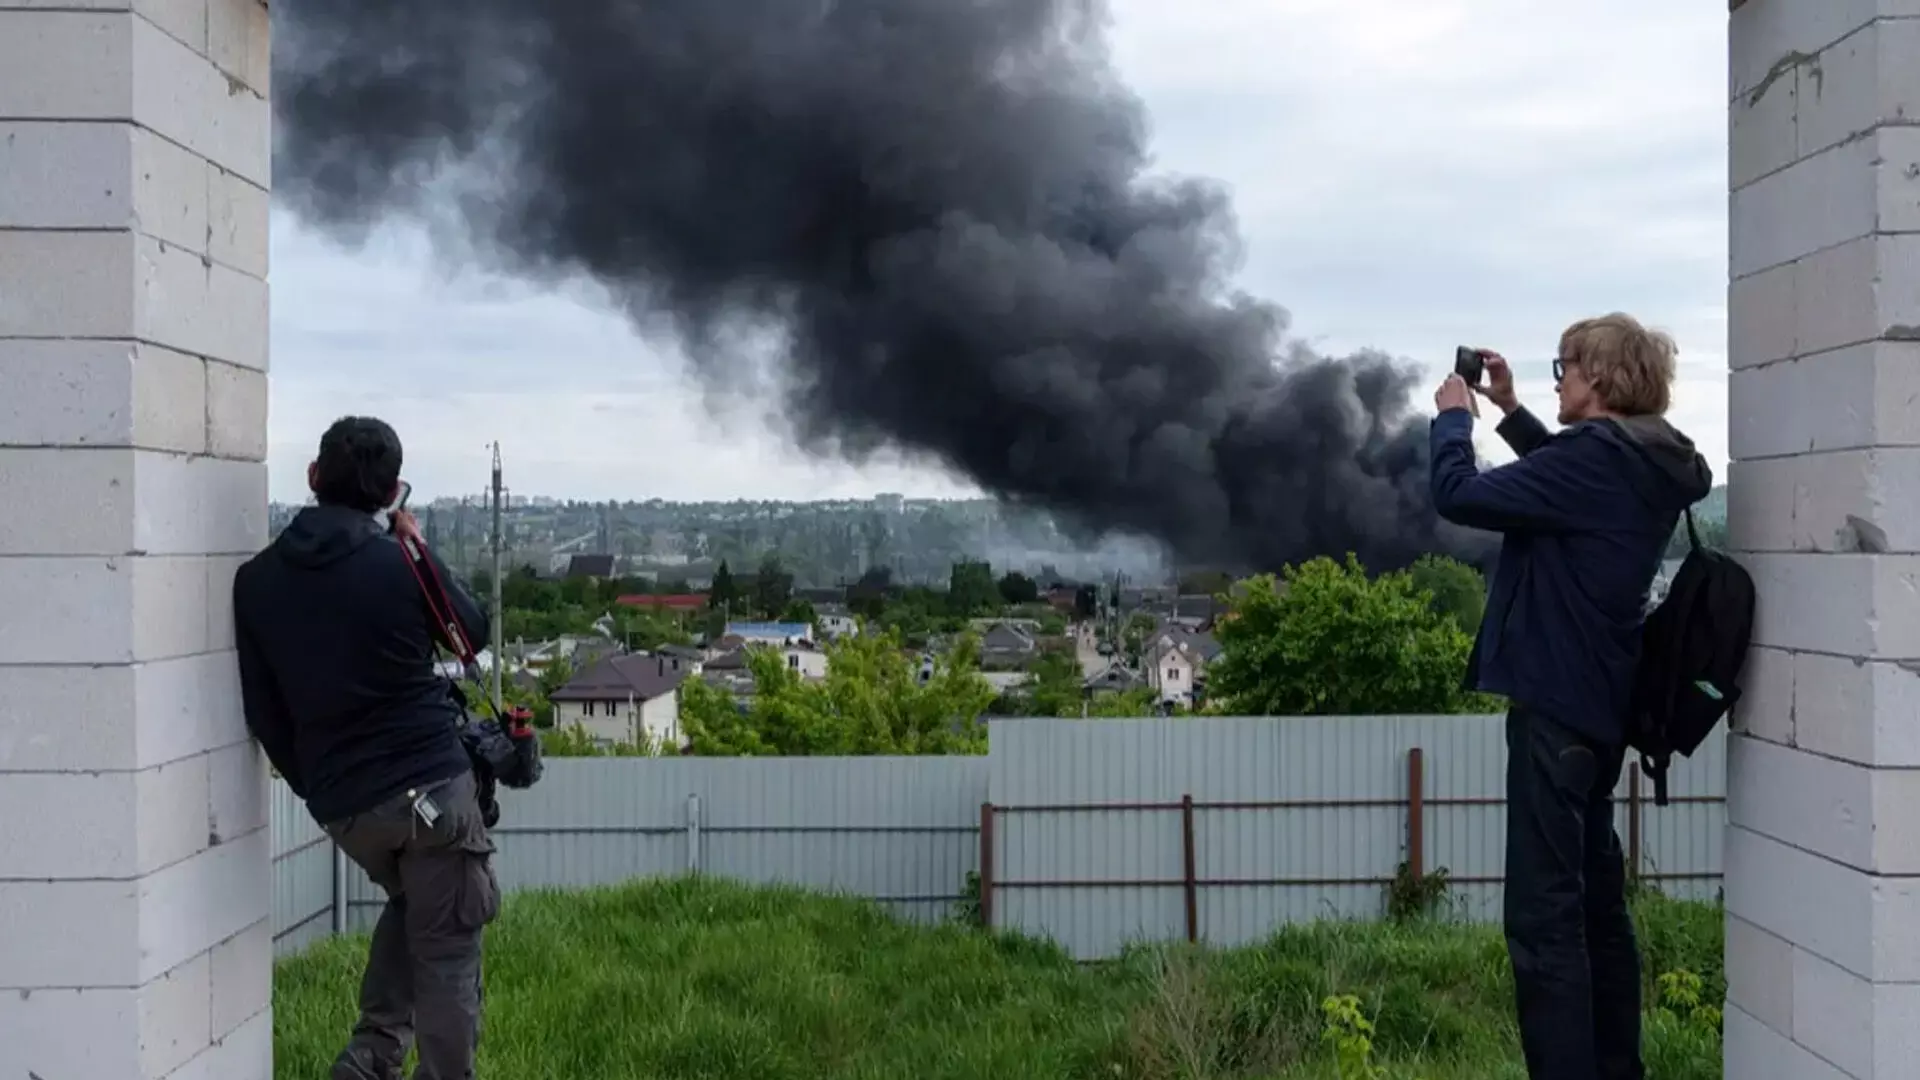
268;0;1730;501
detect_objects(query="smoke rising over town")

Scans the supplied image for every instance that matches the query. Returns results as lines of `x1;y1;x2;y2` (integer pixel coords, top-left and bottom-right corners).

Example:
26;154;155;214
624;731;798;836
271;0;1490;572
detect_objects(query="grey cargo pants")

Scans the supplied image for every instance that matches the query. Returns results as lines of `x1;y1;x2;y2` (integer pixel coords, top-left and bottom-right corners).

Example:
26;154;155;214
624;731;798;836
323;770;501;1080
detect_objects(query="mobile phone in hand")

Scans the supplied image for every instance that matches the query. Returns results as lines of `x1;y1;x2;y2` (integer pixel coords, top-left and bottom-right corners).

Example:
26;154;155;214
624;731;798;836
1454;346;1485;385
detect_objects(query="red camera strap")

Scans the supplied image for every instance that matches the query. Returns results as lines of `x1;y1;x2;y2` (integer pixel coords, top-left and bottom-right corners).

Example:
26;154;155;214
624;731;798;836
400;535;480;666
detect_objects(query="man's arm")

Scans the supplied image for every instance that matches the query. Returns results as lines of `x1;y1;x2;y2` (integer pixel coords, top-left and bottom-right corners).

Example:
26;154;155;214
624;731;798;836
1429;409;1610;533
1494;405;1552;457
234;613;305;796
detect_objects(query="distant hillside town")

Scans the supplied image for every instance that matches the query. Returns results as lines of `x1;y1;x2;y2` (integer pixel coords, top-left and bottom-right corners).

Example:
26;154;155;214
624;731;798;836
267;493;1179;588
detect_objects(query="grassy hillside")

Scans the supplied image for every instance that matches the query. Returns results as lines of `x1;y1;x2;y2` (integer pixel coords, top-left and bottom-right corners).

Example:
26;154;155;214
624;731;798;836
274;879;1723;1080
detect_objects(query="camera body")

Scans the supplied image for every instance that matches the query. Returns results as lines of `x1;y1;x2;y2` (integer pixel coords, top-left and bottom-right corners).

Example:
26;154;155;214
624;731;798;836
1454;346;1484;385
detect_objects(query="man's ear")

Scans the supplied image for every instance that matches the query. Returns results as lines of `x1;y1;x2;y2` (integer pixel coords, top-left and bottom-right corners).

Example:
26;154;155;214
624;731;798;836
306;462;319;493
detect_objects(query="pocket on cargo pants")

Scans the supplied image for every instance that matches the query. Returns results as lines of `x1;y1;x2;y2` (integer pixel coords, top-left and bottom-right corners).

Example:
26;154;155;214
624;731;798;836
431;772;501;931
457;848;501;930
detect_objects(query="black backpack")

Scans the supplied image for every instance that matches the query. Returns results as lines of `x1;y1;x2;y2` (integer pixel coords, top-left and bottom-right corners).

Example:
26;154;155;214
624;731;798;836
1630;508;1755;806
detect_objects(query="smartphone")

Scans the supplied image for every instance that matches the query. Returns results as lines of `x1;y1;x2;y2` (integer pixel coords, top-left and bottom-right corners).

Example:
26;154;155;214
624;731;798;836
1453;346;1485;385
377;481;411;535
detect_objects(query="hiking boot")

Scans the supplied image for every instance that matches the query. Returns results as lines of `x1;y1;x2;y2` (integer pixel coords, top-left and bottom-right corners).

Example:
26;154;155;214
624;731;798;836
332;1046;403;1080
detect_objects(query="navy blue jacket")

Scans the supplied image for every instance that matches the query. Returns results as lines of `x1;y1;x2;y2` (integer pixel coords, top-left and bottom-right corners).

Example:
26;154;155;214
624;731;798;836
1429;405;1713;747
233;505;488;823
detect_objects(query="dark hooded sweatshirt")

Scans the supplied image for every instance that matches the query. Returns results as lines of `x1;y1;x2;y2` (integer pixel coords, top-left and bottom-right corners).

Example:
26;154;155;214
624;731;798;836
1429;405;1714;747
232;504;487;823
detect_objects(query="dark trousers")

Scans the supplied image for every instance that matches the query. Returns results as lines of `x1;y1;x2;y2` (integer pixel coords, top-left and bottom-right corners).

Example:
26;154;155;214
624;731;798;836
323;771;501;1080
1504;705;1644;1080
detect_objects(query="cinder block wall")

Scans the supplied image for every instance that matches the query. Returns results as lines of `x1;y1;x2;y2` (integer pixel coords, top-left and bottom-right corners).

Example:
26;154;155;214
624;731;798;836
1725;4;1920;1078
0;2;274;1076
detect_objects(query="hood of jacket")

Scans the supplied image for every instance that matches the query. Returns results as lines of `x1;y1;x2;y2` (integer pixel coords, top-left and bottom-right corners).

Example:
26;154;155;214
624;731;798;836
1594;414;1715;511
273;504;388;569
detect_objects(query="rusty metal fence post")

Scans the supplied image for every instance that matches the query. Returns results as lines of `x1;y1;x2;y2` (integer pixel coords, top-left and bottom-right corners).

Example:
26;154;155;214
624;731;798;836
978;802;996;930
1406;747;1426;883
1180;793;1198;943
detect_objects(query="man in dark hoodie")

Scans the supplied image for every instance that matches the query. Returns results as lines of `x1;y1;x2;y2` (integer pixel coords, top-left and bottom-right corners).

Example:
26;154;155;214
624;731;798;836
1429;314;1712;1080
233;416;497;1080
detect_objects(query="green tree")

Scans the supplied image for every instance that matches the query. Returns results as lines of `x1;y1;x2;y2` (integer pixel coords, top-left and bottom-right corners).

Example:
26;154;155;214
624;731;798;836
1406;554;1488;636
610;607;694;652
997;571;1039;606
1122;612;1157;665
753;553;794;618
680;630;994;756
500;565;554;611
948;560;1000;616
849;566;892;620
1023;649;1085;717
709;559;741;613
1086;687;1160;717
780;598;819;627
1208;555;1491;716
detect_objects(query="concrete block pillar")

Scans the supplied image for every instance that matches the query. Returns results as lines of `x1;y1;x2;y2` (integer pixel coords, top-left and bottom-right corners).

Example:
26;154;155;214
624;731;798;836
0;1;274;1077
1725;2;1920;1077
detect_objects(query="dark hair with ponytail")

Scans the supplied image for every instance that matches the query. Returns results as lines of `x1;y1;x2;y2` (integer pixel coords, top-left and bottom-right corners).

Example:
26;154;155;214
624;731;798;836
313;416;403;513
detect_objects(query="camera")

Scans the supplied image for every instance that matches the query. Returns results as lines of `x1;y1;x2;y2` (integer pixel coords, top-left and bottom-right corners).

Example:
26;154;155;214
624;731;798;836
1454;346;1485;385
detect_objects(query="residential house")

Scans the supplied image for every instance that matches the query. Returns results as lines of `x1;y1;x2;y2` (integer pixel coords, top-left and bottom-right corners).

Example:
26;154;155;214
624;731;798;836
1084;662;1142;698
978;621;1038;671
779;641;829;679
699;639;829;703
1143;627;1222;707
725;620;815;645
970;617;1041;634
615;593;709;615
704;633;747;659
795;586;848;606
816;604;860;639
654;643;706;672
549;654;692;750
981;670;1030;694
700;647;756;701
564;553;617;579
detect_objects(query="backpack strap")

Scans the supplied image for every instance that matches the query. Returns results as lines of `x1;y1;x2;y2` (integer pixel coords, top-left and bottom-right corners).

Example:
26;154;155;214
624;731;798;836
1683;507;1702;552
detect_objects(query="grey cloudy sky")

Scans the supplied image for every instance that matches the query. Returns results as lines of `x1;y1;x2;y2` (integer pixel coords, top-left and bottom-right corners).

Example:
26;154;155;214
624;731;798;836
268;0;1728;504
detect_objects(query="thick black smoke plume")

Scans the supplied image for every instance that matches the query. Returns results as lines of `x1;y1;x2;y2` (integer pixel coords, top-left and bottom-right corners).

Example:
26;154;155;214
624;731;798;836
272;0;1490;573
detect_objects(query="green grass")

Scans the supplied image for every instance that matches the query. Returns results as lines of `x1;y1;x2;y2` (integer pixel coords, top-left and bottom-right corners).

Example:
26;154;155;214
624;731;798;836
274;878;1723;1080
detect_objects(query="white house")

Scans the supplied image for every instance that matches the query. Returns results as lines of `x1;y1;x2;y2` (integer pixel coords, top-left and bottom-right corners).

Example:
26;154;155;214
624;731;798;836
1150;644;1197;706
780;642;829;679
816;605;860;639
548;653;694;751
1143;627;1222;707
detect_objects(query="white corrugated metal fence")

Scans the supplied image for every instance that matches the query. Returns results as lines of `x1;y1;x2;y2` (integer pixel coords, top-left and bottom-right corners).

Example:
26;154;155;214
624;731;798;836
272;715;1726;959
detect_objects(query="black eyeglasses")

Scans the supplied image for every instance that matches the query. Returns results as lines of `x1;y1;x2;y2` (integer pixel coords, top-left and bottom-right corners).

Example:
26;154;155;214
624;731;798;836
1552;357;1567;382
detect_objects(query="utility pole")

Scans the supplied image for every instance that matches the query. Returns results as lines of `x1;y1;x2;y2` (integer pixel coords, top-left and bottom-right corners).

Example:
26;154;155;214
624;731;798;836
455;497;468;572
489;442;505;708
